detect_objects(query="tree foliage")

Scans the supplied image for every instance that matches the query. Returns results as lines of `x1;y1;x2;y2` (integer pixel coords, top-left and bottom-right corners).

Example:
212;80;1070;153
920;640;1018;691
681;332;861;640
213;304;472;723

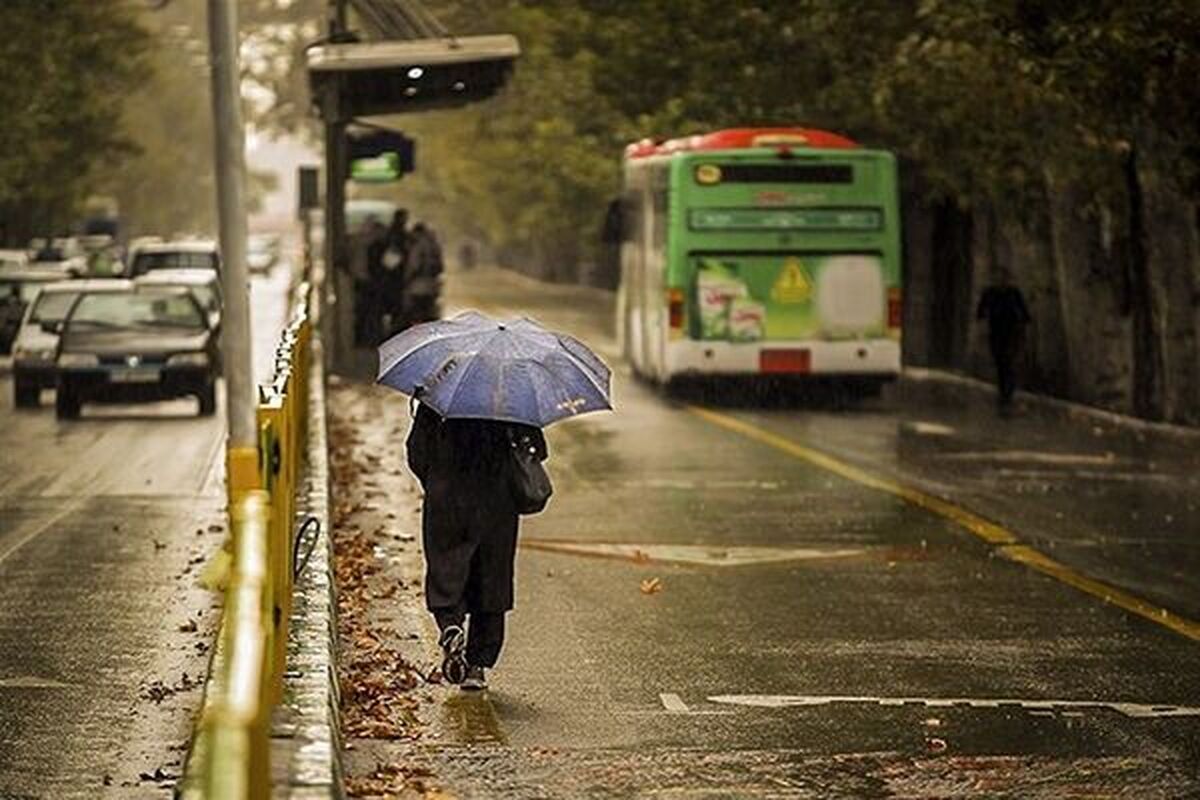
378;0;1198;278
0;0;150;242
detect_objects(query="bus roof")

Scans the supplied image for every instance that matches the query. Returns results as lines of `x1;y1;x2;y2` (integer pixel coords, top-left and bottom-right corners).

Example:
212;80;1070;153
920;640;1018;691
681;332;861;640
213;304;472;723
624;127;859;160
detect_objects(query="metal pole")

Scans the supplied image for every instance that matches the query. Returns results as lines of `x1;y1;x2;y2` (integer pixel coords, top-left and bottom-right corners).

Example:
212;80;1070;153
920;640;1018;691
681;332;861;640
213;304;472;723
207;0;258;495
324;0;350;372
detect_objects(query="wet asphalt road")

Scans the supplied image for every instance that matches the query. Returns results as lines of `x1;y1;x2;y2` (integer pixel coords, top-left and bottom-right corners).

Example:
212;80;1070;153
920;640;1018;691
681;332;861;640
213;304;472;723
353;267;1200;798
0;266;290;798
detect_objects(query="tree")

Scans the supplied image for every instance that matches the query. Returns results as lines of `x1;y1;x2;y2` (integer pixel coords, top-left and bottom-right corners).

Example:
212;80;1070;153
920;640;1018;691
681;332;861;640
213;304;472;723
0;0;150;244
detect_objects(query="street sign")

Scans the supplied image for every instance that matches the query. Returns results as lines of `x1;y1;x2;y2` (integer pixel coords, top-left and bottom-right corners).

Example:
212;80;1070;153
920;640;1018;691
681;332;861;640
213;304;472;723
350;152;402;183
297;166;320;213
346;127;414;182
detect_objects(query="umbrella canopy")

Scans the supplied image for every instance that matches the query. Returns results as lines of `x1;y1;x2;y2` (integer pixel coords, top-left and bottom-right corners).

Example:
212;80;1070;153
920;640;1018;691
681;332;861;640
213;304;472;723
377;311;612;427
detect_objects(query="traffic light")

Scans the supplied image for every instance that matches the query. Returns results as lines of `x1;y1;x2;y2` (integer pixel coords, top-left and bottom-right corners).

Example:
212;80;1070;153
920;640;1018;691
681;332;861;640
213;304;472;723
308;34;520;118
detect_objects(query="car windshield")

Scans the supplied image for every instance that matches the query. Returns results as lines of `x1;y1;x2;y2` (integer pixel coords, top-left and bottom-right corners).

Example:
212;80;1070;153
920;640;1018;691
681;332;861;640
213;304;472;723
68;291;205;330
30;291;79;323
133;251;217;273
190;285;219;311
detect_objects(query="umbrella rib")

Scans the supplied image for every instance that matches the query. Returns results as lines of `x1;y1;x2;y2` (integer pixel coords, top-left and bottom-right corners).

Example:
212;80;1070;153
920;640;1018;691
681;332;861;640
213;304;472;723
551;339;612;403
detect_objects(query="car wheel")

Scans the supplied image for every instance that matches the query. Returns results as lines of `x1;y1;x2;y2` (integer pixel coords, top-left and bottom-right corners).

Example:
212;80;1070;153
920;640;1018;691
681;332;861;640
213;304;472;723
197;383;217;416
13;378;39;408
55;384;81;420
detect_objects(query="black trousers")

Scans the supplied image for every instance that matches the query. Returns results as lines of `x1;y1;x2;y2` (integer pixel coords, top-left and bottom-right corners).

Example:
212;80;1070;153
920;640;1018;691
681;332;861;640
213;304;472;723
989;333;1020;404
434;608;506;668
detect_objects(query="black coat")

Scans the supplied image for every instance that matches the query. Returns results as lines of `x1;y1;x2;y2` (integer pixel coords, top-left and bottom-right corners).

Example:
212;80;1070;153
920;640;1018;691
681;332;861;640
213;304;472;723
406;403;547;613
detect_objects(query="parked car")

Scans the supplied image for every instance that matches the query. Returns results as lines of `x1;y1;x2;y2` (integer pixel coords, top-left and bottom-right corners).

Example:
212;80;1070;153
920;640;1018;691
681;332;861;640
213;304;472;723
10;278;132;407
55;285;220;419
247;233;280;274
0;269;66;354
0;249;30;271
28;237;88;275
128;240;220;277
134;269;222;330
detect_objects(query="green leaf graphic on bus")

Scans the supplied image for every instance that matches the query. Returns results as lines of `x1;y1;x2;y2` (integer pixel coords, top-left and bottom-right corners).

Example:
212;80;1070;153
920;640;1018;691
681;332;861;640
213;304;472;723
691;254;887;342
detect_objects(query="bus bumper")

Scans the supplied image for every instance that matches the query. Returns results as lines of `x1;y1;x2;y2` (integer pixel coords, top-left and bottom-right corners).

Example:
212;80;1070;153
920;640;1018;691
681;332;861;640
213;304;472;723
663;338;901;378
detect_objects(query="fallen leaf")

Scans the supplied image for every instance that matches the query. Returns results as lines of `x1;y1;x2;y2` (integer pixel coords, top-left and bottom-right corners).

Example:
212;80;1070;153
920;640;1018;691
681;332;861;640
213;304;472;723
640;577;663;595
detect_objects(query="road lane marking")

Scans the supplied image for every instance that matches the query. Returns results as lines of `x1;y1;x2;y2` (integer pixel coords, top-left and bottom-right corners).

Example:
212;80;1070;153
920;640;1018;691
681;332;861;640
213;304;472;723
705;694;1200;718
687;406;1200;643
0;495;88;568
902;421;956;436
935;450;1119;466
687;407;1017;545
660;693;690;713
0;676;77;689
521;539;865;567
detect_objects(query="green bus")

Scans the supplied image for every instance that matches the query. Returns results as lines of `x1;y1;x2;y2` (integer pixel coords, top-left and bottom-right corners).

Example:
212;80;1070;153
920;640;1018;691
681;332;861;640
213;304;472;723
617;127;902;388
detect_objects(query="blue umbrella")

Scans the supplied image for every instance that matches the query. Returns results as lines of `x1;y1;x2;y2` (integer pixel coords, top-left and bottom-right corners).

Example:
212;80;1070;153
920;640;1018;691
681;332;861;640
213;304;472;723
376;311;612;427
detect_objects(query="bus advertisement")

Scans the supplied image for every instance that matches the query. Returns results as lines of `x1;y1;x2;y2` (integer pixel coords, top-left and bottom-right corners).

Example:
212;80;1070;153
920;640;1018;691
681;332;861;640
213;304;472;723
617;127;902;390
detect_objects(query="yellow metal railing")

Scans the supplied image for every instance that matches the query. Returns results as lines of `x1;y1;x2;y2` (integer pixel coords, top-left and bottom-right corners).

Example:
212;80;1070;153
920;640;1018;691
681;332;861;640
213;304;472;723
181;282;314;799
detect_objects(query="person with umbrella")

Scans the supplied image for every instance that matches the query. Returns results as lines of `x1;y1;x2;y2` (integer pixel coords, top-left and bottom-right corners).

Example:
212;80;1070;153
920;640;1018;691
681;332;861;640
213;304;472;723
378;312;611;691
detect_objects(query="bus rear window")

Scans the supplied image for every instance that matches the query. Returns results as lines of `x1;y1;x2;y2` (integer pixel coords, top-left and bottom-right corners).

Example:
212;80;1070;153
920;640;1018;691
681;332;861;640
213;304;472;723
700;164;852;184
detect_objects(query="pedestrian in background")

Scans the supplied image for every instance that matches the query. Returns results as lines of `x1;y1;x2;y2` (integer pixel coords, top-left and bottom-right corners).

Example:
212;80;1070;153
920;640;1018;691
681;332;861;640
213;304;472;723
976;271;1032;410
406;400;549;691
379;209;410;336
357;216;387;346
404;222;443;325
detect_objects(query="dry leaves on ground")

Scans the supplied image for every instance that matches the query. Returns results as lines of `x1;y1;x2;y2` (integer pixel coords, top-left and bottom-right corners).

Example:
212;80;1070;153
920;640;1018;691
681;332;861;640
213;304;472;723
331;383;434;753
640;577;664;595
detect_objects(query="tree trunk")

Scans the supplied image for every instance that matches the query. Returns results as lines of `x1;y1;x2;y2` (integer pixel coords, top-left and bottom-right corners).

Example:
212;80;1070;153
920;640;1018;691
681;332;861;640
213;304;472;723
928;198;973;368
1123;143;1168;420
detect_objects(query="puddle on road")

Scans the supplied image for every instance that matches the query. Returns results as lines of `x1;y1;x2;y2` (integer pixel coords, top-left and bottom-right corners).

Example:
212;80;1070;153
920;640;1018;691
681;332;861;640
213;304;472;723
439;692;508;745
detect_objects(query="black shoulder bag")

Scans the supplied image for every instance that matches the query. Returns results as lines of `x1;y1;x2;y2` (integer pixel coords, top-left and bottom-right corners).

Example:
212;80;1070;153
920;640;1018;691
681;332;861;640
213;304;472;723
507;428;552;515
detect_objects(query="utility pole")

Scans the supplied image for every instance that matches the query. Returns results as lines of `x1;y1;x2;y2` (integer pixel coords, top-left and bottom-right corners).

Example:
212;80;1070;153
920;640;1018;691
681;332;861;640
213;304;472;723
207;0;257;498
324;0;350;370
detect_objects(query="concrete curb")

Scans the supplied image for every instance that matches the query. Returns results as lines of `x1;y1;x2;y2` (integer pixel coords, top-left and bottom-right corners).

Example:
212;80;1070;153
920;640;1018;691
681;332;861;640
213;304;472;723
270;336;345;799
900;366;1200;444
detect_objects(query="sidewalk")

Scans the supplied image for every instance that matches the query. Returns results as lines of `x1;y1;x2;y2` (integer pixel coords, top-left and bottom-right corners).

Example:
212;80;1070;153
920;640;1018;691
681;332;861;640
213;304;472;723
325;378;457;799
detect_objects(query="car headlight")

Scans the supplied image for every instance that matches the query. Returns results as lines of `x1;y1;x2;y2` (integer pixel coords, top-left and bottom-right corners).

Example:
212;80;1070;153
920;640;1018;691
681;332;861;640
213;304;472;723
58;352;99;367
167;352;209;367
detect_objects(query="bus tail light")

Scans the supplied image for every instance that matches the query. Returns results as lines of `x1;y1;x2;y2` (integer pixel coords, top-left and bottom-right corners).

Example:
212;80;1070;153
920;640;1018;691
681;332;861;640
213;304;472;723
887;288;902;329
667;288;685;330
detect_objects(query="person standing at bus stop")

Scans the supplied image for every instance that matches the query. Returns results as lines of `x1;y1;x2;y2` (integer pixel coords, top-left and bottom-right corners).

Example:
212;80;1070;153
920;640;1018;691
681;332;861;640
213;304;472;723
976;272;1032;410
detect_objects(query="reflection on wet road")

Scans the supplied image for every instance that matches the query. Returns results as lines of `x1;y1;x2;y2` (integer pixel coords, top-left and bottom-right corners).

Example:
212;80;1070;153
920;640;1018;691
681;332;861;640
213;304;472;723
368;266;1200;798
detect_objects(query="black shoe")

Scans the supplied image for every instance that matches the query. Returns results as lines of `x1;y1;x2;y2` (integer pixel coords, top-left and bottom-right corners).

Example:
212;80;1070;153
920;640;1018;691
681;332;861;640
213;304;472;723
439;625;467;684
461;664;487;691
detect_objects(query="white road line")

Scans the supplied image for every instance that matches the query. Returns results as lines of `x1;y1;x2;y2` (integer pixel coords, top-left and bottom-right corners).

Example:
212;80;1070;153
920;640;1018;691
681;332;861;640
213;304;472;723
935;450;1119;466
705;694;1200;719
660;693;690;713
0;495;88;568
521;540;866;567
0;676;77;689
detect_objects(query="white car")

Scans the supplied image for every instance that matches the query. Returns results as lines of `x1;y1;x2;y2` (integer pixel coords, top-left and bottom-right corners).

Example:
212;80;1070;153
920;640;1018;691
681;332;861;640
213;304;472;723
0;249;29;271
247;233;280;274
11;278;133;407
135;269;222;330
27;237;88;275
129;240;221;277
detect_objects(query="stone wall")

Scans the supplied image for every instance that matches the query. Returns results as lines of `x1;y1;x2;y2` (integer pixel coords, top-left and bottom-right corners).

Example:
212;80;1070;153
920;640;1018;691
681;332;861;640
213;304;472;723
902;165;1200;426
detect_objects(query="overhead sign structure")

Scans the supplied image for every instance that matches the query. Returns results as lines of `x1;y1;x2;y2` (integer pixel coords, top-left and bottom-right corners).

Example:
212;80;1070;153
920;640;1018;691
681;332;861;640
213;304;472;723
307;34;520;118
